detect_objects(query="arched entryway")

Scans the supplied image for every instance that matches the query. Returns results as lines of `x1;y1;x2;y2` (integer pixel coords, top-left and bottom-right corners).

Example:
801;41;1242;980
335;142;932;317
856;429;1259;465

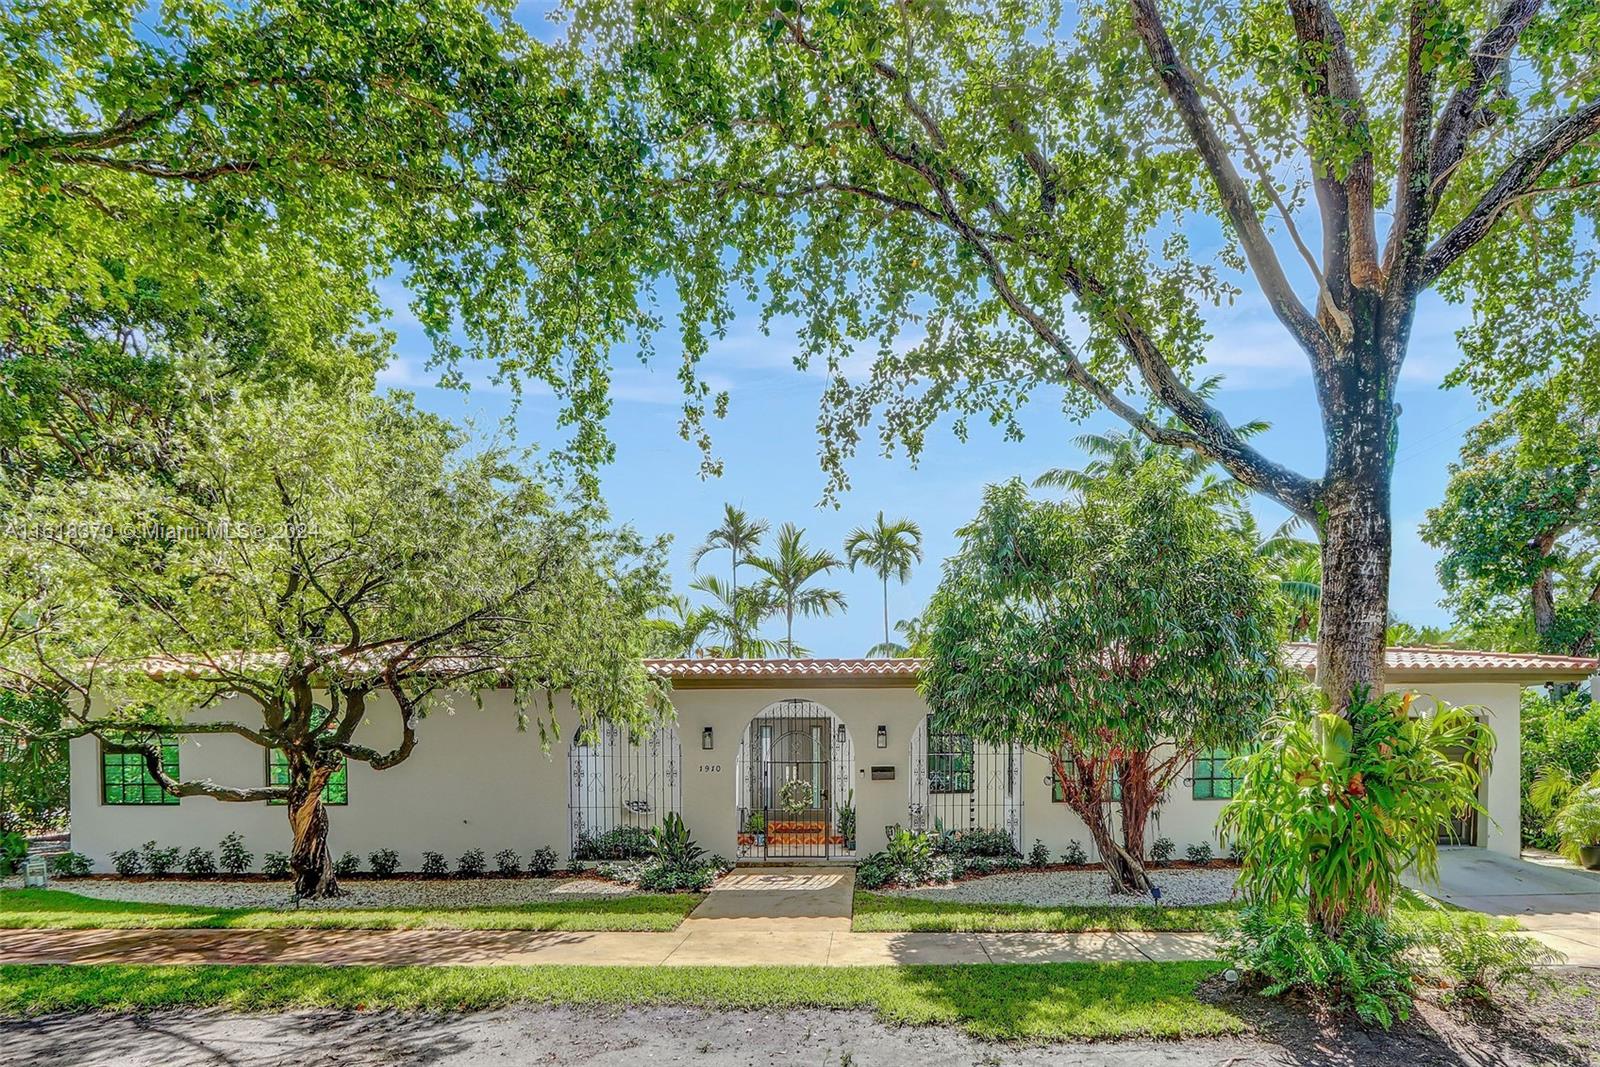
734;699;856;860
568;722;681;858
907;715;1022;852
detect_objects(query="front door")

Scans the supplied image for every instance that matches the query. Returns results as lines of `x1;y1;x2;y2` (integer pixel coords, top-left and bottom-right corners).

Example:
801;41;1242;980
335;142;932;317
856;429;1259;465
748;704;833;859
1438;742;1479;846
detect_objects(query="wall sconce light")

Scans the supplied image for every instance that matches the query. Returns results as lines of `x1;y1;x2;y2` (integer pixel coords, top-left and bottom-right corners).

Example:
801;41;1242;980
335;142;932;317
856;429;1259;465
701;726;714;751
836;723;847;746
876;725;888;749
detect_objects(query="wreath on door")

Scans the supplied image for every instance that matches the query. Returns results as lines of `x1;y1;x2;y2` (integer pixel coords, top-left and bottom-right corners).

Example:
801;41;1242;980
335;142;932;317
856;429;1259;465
779;778;815;814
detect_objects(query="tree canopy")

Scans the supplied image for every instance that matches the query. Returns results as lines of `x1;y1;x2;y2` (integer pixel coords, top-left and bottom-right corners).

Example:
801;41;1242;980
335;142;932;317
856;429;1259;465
921;458;1287;889
1422;398;1599;656
0;381;668;895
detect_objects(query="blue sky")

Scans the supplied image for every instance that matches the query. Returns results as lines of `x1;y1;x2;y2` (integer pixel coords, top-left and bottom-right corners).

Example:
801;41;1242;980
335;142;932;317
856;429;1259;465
375;276;1487;658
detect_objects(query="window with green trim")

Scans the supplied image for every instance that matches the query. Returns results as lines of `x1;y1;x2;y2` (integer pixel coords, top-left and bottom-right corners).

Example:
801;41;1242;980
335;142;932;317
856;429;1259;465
926;718;974;794
266;749;348;805
101;741;180;805
1191;748;1241;800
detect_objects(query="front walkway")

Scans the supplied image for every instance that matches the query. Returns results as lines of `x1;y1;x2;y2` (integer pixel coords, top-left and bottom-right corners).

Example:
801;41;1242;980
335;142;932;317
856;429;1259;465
0;866;1219;966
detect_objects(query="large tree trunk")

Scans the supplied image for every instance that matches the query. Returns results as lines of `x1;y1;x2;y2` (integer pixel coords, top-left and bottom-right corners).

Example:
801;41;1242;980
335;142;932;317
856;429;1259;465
287;762;337;899
1050;752;1152;895
1116;752;1156;863
1315;451;1393;711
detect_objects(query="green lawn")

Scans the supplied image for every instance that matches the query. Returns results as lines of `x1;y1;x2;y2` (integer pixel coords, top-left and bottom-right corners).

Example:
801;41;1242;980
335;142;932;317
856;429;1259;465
853;892;1239;933
0;963;1241;1039
0;889;698;932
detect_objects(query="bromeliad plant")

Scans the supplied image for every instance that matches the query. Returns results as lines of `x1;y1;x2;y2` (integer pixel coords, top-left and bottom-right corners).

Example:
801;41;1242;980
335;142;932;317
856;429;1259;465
1221;689;1492;935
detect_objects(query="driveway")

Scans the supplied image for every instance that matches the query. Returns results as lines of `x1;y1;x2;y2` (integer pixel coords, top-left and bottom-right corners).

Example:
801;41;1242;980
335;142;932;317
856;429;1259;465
1411;848;1600;963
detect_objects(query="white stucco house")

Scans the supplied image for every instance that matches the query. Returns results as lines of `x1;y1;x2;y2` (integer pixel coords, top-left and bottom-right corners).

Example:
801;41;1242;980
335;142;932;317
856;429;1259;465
66;644;1597;872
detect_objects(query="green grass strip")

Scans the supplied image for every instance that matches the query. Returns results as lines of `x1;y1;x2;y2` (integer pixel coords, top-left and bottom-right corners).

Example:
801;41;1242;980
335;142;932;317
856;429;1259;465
0;889;698;932
852;892;1239;933
0;963;1241;1040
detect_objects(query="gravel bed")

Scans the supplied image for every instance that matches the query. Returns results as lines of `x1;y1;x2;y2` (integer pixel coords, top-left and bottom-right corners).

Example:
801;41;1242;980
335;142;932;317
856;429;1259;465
13;876;638;910
883;866;1240;908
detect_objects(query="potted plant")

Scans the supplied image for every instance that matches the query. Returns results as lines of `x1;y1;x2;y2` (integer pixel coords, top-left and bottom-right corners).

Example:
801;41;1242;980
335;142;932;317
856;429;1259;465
1553;782;1600;869
744;810;767;847
1534;768;1600;869
836;789;857;851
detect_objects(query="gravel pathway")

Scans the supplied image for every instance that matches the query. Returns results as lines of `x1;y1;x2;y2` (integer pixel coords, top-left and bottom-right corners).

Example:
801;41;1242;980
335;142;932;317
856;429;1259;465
884;867;1240;907
23;877;637;910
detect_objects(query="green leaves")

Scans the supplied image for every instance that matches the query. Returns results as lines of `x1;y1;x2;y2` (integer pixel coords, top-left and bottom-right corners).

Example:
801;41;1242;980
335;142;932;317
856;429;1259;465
1221;688;1494;931
921;456;1287;756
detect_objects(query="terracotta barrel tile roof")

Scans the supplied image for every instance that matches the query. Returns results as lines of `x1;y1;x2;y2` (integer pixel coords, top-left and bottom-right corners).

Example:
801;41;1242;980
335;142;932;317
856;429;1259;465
647;645;1597;683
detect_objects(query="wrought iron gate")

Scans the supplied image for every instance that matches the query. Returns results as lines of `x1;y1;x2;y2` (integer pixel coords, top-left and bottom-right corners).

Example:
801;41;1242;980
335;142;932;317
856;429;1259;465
568;722;681;859
737;700;856;860
908;714;1022;852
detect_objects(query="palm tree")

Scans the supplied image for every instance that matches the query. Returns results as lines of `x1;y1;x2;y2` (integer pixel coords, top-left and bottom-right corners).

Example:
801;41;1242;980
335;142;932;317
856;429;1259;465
844;512;924;652
748;523;846;657
688;573;779;658
1035;379;1264;509
648;595;717;658
1238;511;1323;641
690;504;769;653
867;614;931;658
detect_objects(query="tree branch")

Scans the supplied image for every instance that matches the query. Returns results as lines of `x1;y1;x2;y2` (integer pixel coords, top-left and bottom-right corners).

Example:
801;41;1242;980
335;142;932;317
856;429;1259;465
1383;0;1440;292
1428;0;1543;199
1128;0;1334;357
1421;98;1600;285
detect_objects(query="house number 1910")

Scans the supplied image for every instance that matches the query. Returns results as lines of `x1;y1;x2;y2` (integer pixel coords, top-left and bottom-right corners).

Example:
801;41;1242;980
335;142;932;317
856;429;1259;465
698;764;722;773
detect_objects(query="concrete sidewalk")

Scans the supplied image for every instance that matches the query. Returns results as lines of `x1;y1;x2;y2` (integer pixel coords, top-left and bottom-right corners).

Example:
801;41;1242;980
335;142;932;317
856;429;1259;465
0;866;1222;966
0;925;1221;967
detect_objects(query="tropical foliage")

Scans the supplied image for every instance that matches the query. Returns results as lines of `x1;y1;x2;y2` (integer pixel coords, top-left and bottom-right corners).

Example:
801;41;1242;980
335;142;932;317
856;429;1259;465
1220;690;1492;934
1522;689;1600;849
922;458;1285;892
1422;400;1600;657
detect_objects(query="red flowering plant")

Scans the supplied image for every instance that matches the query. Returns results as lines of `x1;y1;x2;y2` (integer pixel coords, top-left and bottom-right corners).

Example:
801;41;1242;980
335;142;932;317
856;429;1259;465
1220;688;1492;936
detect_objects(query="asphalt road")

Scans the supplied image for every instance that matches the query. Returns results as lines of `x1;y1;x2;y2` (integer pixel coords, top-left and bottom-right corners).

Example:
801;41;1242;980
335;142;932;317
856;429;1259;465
0;1006;1298;1067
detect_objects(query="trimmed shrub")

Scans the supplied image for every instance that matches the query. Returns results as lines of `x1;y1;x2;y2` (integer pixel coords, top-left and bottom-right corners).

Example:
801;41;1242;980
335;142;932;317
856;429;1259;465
1028;839;1051;868
368;848;400;878
218;832;253;876
1060;840;1088;866
49;851;94;877
334;851;361;877
109;848;142;876
936;827;1020;859
1186;841;1214;865
1150;837;1176;865
528;847;558;877
182;847;217;877
141;841;179;877
420;851;448;877
494;849;522;876
571;826;654;861
456;849;487;877
262;852;290;879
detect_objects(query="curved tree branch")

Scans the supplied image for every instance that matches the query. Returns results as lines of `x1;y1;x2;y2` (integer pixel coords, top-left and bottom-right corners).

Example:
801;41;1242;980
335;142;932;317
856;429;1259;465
1129;0;1335;356
1422;98;1600;285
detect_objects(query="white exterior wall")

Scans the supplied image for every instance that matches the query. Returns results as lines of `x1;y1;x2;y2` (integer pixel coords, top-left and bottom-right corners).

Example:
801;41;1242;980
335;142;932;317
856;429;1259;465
67;677;1527;871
